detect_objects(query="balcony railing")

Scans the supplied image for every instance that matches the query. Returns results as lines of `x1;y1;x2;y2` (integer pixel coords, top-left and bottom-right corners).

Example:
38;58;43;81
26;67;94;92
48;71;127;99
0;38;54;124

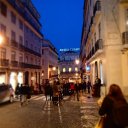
21;63;41;69
11;60;18;67
19;44;25;51
122;31;128;45
95;39;103;52
0;59;9;66
11;40;18;47
86;39;103;60
24;47;41;57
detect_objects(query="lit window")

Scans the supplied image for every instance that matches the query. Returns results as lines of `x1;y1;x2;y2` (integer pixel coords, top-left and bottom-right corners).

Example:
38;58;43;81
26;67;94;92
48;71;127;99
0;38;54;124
63;68;66;72
69;68;72;72
75;67;78;72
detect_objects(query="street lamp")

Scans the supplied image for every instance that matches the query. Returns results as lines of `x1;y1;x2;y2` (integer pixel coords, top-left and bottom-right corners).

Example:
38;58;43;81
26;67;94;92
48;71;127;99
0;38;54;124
52;67;56;71
75;59;79;65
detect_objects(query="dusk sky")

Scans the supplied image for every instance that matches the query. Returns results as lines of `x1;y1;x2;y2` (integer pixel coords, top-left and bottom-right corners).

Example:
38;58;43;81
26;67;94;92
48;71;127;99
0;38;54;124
32;0;84;51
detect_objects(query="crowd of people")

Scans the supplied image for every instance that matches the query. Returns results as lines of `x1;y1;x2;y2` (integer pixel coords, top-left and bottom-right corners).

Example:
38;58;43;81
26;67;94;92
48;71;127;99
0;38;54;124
14;79;128;127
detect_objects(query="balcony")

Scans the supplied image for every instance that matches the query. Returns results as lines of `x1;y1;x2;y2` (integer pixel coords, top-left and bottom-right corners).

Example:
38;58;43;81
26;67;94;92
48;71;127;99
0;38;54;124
95;39;103;52
93;0;101;23
0;59;9;67
19;44;25;51
11;40;18;48
24;47;41;57
10;60;18;67
86;39;103;61
21;63;41;69
122;31;128;49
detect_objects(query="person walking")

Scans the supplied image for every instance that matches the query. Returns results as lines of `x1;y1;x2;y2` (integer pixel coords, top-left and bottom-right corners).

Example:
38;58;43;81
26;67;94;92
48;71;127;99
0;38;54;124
75;82;80;101
87;80;92;94
44;81;53;101
98;84;127;128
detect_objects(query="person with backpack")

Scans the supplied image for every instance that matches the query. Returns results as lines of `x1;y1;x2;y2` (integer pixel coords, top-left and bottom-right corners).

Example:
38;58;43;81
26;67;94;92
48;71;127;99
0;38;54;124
98;84;128;128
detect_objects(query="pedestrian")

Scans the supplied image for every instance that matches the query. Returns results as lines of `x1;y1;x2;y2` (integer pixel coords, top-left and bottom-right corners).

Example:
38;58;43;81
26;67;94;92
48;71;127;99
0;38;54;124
75;82;80;101
82;81;86;94
98;84;127;128
44;81;53;101
87;80;91;94
15;83;20;98
92;76;101;97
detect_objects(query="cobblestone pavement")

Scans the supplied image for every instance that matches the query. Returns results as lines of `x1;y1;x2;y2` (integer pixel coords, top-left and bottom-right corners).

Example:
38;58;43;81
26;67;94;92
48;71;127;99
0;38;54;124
0;93;100;128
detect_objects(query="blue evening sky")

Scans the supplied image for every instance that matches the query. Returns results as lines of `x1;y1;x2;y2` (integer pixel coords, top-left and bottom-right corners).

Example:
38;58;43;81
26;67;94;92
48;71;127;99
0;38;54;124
32;0;84;51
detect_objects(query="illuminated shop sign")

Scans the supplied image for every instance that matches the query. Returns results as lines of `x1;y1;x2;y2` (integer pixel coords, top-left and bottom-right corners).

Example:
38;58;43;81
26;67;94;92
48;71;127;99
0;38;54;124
60;48;80;52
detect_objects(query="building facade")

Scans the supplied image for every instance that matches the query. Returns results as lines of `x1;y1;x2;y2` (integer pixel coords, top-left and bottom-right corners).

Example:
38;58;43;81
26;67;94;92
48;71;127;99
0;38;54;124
41;39;58;84
0;0;43;90
80;0;128;95
58;48;81;83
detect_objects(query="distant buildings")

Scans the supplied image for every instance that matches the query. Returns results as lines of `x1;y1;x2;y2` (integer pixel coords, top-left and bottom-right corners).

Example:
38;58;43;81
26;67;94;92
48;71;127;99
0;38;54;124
41;39;58;84
58;48;81;83
80;0;128;95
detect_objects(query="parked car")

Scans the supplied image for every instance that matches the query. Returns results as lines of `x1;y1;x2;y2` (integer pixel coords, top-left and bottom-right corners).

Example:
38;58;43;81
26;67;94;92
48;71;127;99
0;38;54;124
0;84;14;103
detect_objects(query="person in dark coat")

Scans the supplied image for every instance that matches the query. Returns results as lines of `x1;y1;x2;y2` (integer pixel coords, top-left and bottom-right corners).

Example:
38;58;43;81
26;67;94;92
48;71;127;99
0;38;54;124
75;82;80;101
87;80;91;94
98;84;127;128
92;76;101;97
44;82;53;101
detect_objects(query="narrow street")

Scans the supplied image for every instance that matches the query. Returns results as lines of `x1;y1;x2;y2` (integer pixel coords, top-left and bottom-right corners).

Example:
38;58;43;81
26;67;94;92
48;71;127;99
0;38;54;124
0;93;99;128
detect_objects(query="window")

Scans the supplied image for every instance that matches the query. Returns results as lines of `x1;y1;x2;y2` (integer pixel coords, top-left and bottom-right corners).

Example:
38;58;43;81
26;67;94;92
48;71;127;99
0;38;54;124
98;23;101;39
25;40;28;47
19;35;23;44
1;48;6;59
31;57;33;64
19;53;23;62
42;49;44;54
0;2;7;17
11;51;16;61
25;56;28;63
11;31;16;41
42;59;44;65
30;44;33;50
63;68;66;72
69;67;72;72
1;24;6;35
94;33;96;43
11;11;16;24
19;19;23;30
75;67;78;72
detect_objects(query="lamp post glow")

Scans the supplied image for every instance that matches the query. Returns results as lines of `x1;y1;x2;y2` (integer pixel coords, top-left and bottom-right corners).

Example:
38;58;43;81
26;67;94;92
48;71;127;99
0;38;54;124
75;59;79;65
52;67;56;71
0;35;3;44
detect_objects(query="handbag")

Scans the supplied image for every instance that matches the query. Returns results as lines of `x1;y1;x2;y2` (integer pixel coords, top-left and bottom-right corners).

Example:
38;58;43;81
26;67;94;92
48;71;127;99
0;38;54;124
95;116;106;128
